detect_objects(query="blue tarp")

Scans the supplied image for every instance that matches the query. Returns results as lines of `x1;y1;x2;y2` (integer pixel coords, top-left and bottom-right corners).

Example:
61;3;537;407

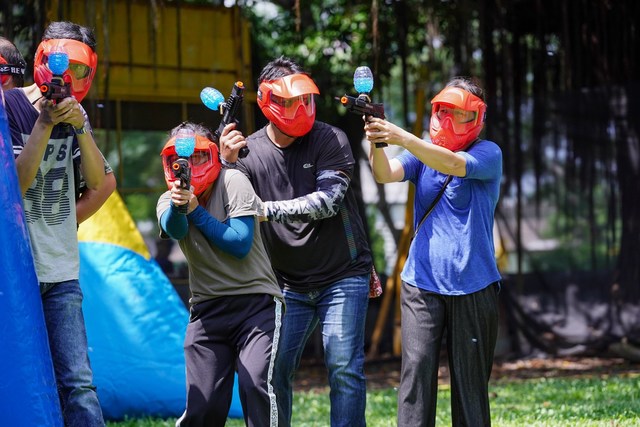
0;89;63;425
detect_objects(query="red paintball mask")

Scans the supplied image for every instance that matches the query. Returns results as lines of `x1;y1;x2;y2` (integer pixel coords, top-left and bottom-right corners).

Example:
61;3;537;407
161;134;222;196
34;39;98;102
257;74;320;137
430;86;487;151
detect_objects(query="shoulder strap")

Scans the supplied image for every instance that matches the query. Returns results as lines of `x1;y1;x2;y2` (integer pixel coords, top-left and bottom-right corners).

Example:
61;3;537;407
412;175;453;240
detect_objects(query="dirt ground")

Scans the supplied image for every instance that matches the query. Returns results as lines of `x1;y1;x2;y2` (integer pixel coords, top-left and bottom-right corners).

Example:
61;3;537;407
294;356;640;392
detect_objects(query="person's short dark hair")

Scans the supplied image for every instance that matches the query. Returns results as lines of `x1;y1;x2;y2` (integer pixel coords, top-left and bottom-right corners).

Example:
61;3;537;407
258;56;308;84
169;121;215;142
0;36;26;87
446;76;485;101
43;21;97;52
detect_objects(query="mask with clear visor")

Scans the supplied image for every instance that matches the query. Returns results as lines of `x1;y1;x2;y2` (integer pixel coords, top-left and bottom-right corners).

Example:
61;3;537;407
429;86;487;152
258;74;320;137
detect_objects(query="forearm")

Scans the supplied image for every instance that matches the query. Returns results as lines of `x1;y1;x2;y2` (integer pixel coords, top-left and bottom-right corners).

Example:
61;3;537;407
188;206;253;258
264;170;350;223
401;135;467;177
77;132;106;190
160;205;189;240
366;117;467;177
14;120;53;194
369;145;399;183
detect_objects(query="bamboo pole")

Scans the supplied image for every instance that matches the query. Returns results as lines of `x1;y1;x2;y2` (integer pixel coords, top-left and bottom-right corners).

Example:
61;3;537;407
368;69;426;358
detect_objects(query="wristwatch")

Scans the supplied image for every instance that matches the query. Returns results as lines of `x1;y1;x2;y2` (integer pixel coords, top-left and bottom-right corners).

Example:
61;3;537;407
221;158;237;169
74;125;89;135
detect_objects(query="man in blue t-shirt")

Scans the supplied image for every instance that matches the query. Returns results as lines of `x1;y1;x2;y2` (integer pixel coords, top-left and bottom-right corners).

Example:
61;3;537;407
365;77;502;426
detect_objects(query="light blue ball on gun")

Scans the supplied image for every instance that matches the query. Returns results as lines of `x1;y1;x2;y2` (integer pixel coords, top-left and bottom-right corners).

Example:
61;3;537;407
174;128;196;158
200;87;226;114
353;66;374;94
39;47;72;101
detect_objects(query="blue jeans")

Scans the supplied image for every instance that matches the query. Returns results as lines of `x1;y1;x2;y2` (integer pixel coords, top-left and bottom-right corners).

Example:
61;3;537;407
42;280;104;427
274;275;369;427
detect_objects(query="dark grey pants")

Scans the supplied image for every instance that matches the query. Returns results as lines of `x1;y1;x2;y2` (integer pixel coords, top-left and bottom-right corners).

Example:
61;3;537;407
398;281;499;427
177;293;283;427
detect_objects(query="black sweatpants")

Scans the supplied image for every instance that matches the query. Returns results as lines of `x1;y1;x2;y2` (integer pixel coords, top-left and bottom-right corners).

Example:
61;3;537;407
398;281;499;427
177;293;283;427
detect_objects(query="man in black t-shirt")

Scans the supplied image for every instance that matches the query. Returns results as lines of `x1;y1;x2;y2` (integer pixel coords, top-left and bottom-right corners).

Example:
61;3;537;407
220;56;372;427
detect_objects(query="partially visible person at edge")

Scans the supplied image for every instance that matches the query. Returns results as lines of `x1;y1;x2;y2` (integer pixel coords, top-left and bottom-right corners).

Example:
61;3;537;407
0;36;27;91
219;56;373;427
0;35;116;225
4;21;114;426
156;121;284;427
364;77;502;427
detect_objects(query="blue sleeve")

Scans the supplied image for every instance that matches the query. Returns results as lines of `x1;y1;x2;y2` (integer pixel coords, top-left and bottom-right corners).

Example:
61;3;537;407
187;206;254;259
397;150;419;184
460;140;503;181
160;203;189;240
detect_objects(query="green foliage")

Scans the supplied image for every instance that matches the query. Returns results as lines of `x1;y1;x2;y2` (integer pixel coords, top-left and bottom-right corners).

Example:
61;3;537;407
244;1;377;120
525;174;621;272
107;374;640;426
241;0;468;123
367;205;387;273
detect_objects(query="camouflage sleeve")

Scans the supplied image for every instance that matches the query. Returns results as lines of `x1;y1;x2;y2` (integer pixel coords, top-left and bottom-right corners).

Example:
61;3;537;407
264;170;350;223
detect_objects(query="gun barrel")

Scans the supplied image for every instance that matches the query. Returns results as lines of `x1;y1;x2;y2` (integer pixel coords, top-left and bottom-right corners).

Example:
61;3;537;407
337;94;388;148
172;158;191;186
214;81;249;158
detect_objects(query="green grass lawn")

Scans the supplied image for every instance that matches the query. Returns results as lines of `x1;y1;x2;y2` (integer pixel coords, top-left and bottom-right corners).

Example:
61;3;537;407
107;374;640;426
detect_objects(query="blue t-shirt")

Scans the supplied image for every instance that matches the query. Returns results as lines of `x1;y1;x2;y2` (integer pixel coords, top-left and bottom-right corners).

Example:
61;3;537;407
398;139;502;295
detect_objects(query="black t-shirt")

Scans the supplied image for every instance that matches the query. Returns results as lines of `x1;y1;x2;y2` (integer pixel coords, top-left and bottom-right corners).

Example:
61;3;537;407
238;121;372;291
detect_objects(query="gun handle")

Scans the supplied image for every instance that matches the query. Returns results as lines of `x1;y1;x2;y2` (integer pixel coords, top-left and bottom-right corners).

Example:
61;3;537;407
238;146;250;158
374;142;388;148
176;178;190;214
176;203;189;214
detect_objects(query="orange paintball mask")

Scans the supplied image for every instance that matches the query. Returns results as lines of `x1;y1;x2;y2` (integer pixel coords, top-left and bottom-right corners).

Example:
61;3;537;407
430;86;487;151
34;39;98;102
161;134;222;196
257;74;320;137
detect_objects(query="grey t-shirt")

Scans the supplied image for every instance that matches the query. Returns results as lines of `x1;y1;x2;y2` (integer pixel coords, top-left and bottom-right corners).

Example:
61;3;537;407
6;88;80;284
157;168;282;305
